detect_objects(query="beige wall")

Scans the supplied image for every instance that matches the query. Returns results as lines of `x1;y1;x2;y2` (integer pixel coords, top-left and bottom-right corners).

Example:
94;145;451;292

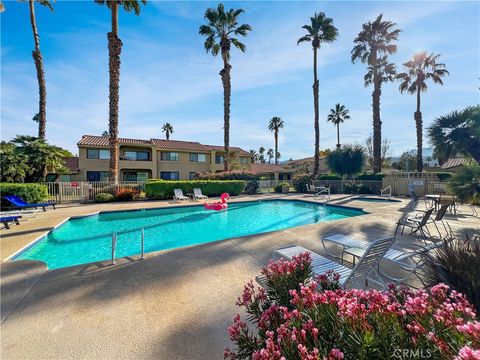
78;145;252;181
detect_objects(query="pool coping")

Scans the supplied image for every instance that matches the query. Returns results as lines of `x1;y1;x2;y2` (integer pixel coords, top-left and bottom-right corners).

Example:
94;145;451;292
6;198;367;265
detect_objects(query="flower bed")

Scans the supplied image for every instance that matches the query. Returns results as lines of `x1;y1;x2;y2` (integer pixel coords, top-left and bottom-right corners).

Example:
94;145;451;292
225;253;480;359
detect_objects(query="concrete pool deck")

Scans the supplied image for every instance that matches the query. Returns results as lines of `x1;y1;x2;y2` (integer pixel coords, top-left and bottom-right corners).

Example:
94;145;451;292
1;194;479;359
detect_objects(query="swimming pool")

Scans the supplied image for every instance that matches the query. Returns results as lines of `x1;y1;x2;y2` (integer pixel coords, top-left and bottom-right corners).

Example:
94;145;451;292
14;200;365;269
354;196;401;203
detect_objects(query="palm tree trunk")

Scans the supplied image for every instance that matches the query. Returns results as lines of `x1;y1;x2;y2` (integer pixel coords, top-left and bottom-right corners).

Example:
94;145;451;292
274;131;278;165
336;124;340;148
372;76;382;174
29;0;47;140
108;2;122;183
220;53;231;172
313;47;320;175
166;131;170;140
415;87;423;172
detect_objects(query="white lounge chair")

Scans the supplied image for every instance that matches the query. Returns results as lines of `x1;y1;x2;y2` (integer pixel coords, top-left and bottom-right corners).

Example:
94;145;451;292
273;236;395;289
173;189;189;202
193;188;208;201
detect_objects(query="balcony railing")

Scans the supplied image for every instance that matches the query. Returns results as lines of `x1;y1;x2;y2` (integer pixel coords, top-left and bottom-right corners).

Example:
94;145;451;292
119;156;152;161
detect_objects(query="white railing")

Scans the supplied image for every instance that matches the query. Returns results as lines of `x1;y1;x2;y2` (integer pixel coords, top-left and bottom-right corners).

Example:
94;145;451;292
111;228;145;265
380;186;392;198
39;181;145;203
258;180;293;193
313;187;330;202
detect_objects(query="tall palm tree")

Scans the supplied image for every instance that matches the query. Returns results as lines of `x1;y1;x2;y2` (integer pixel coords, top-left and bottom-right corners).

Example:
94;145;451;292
258;147;265;164
268;116;284;165
327;103;350;148
397;52;449;172
199;3;251;171
266;148;274;164
298;12;338;175
95;0;146;183
162;122;174;140
27;0;53;140
249;149;258;163
352;14;400;173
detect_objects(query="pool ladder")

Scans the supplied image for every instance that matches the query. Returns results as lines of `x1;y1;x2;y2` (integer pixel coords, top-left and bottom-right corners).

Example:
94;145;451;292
380;186;392;199
111;228;145;265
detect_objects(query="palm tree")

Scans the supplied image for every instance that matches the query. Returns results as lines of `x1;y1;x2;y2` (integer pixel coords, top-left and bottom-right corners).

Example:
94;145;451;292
199;4;251;171
258;147;265;164
327;103;350;148
266;148;274;164
351;14;400;173
249;149;258;163
95;0;146;183
162;122;174;140
268;116;284;165
397;52;449;172
27;0;53;139
298;12;338;175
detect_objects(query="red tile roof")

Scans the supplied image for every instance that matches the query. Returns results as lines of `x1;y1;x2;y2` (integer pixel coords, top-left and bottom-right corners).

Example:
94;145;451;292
251;163;293;174
78;135;251;155
63;157;79;173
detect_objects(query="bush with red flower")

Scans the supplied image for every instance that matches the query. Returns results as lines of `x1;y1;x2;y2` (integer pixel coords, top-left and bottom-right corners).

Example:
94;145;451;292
225;253;480;359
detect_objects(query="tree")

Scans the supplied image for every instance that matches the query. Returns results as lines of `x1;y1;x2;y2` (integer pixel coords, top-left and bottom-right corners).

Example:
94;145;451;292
447;167;480;204
298;12;338;175
162;122;174;140
397;52;449;172
365;136;391;169
428;106;480;164
9;136;71;182
326;144;365;179
95;0;146;183
268;116;284;165
0;142;28;182
266;149;274;164
249;149;258;163
352;14;400;173
199;4;251;171
276;151;281;162
327;103;350;148
258;147;265;164
26;0;53;139
397;150;417;172
102;131;109;136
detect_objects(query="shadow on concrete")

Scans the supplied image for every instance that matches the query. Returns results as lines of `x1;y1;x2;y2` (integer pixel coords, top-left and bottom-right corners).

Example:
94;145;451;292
0;227;54;239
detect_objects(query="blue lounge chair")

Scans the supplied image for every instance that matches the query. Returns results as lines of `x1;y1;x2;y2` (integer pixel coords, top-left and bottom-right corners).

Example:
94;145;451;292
0;215;22;229
4;195;56;211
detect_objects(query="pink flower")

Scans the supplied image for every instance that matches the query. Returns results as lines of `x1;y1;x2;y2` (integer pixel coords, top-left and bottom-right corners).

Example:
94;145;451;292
328;348;344;360
454;346;480;360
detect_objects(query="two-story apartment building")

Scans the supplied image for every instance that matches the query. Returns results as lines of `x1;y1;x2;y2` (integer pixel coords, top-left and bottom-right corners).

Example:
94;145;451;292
75;135;252;181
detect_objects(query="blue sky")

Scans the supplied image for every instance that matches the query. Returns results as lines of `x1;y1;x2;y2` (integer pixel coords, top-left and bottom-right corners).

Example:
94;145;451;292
1;1;479;159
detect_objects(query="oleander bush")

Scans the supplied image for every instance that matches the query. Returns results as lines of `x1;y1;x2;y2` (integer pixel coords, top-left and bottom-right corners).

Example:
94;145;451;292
115;188;139;201
145;180;245;200
0;183;48;206
292;174;312;193
225;253;480;360
274;182;290;193
94;192;115;203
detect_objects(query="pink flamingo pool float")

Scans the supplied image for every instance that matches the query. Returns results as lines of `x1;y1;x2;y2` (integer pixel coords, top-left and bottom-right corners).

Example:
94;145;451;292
204;193;229;211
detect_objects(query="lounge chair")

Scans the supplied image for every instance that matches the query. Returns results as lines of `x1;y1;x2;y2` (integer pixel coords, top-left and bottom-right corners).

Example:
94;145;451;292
4;195;55;211
173;189;190;202
410;204;451;239
1;215;22;230
395;208;434;239
193;188;208;201
271;236;395;289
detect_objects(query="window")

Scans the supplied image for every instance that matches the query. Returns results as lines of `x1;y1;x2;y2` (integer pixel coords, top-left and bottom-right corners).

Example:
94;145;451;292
161;152;179;161
189;172;197;180
87;149;110;160
86;171;110;181
240;157;249;164
122;171;149;181
189;153;206;162
160;172;179;180
122;151;150;161
215;155;224;164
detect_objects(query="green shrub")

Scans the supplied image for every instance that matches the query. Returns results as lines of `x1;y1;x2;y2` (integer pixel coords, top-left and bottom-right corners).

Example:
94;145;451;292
94;193;115;203
0;183;48;207
436;172;453;181
194;171;258;181
144;180;245;200
355;173;385;180
244;179;259;194
317;174;342;180
274;182;290;193
326;144;365;179
447;166;480;204
292;174;312;193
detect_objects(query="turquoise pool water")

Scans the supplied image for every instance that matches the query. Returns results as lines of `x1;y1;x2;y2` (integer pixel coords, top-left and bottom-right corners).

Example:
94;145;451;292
14;200;365;269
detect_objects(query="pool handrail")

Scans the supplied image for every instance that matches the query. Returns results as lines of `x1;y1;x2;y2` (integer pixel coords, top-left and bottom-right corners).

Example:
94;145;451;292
380;186;392;199
111;228;145;265
313;187;330;202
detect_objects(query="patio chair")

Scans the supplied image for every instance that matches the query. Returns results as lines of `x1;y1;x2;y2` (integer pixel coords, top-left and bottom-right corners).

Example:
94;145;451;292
410;204;451;239
271;236;395;289
4;195;55;211
0;215;22;230
395;208;434;239
173;189;190;202
193;188;208;201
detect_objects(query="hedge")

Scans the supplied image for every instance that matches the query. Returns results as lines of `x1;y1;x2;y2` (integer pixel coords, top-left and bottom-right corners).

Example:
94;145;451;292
0;183;48;206
194;170;258;181
316;174;342;180
144;180;246;200
355;173;385;181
